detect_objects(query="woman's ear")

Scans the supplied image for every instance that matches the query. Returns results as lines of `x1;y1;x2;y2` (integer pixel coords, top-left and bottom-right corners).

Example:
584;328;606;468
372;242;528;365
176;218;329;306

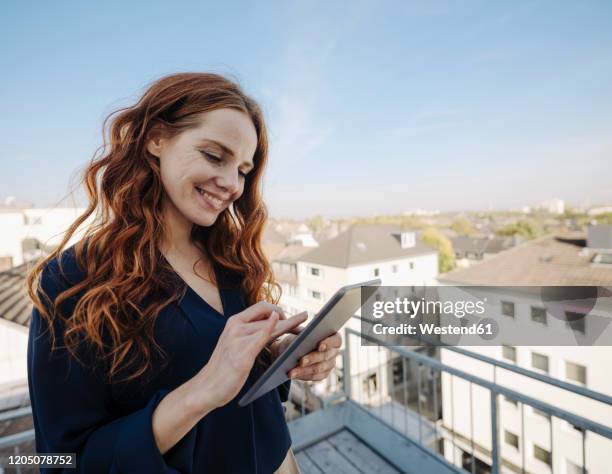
146;126;165;158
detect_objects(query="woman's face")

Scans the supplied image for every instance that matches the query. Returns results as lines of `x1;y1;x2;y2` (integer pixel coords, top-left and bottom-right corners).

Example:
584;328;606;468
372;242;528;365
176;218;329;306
147;108;258;228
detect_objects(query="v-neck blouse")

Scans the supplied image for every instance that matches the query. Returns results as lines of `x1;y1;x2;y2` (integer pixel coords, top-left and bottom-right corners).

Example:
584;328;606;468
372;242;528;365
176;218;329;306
27;244;293;473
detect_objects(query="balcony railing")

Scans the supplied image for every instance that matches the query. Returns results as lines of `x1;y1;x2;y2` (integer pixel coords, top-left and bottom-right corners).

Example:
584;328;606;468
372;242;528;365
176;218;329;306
3;327;612;473
287;324;612;474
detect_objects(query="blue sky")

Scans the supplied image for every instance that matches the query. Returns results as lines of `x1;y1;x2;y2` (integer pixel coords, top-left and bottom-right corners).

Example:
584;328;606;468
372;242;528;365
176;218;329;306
1;1;611;219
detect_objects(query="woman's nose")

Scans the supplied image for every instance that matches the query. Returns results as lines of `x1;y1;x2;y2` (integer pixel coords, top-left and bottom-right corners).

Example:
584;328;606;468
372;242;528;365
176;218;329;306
215;167;241;195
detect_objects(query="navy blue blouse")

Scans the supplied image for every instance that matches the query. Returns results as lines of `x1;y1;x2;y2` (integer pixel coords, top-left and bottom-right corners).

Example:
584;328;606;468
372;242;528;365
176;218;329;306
27;245;293;473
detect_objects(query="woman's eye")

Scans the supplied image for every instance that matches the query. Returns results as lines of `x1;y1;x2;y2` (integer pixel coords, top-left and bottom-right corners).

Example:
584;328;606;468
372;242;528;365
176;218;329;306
201;150;249;178
202;151;221;163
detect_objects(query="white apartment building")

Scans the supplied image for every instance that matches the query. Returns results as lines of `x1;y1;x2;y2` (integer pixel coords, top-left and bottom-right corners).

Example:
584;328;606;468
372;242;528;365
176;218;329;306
0;261;32;405
437;225;612;474
537;199;565;215
0;205;90;403
0;207;88;269
274;224;439;403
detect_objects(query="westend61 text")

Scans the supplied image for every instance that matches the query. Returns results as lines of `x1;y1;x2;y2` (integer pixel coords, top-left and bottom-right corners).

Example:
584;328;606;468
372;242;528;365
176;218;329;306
372;322;494;336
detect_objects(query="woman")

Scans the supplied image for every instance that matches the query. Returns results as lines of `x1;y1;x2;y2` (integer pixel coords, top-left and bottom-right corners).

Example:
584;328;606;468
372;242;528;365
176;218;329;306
27;72;342;473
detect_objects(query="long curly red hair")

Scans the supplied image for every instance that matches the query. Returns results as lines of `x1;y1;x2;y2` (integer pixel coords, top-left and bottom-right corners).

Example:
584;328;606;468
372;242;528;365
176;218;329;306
26;72;281;383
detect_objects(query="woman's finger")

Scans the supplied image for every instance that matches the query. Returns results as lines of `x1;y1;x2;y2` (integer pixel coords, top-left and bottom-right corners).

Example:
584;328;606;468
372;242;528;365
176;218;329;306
241;311;279;354
241;317;276;334
241;312;305;337
317;332;342;352
239;301;285;323
268;312;307;340
290;358;335;379
298;348;338;367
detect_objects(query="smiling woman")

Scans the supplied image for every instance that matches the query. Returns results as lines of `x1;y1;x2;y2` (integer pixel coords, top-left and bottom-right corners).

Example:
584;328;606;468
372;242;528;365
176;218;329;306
147;107;258;228
24;72;341;473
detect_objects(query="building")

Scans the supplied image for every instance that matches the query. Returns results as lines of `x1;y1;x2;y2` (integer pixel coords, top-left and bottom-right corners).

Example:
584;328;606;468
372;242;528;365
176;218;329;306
0;206;88;269
0;262;33;410
272;244;313;316
295;224;438;314
277;224;439;406
588;206;612;216
536;199;565;215
451;236;516;268
437;225;612;473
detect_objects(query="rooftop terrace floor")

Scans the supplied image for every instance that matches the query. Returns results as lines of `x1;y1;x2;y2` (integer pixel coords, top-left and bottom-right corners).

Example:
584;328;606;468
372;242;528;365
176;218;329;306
288;400;461;474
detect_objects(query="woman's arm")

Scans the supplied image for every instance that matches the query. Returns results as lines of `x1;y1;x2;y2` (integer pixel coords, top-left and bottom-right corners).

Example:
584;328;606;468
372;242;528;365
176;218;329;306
150;368;217;454
28;303;179;474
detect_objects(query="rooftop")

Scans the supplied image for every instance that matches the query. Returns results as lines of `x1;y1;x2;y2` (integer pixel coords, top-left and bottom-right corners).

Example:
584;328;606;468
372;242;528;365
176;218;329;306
440;233;612;286
451;235;513;256
300;225;436;268
0;261;33;328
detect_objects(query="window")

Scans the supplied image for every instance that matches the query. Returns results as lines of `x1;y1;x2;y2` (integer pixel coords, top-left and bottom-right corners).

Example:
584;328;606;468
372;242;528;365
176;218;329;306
401;232;415;248
374;267;380;277
409;262;414;270
23;215;42;225
363;372;378;396
531;306;547;325
502;345;517;363
565;311;586;335
532;407;551;420
501;301;515;318
308;266;321;276
504;430;519;449
308;289;322;300
565;361;587;385
391;358;405;385
533;444;551;466
531;352;549;373
392;264;398;273
565;459;587;474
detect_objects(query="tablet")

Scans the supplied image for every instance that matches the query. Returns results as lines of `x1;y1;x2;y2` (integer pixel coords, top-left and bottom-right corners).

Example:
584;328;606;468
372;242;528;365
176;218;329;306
238;278;381;406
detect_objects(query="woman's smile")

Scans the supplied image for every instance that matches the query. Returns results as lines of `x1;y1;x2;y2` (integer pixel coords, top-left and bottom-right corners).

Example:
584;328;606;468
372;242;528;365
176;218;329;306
194;185;226;211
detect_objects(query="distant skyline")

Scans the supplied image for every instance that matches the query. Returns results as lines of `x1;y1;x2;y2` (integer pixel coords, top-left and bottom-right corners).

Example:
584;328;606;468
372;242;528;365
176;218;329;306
2;1;611;219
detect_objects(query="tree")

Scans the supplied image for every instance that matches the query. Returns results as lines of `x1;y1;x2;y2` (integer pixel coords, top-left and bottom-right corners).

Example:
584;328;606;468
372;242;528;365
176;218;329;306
451;217;475;236
595;213;612;225
496;219;542;240
306;215;326;233
421;227;456;273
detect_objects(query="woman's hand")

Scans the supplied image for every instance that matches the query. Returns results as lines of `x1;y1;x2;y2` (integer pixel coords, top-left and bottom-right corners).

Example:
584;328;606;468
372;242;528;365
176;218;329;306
191;302;307;411
153;303;306;454
277;331;343;382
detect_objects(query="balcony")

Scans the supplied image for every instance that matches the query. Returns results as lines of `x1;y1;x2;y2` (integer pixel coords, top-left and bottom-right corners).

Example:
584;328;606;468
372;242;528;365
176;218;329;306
286;325;612;474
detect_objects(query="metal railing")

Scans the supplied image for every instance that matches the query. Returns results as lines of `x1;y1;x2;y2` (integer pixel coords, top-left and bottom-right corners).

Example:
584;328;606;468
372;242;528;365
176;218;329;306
5;325;611;473
339;326;612;474
285;320;612;474
355;314;612;407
